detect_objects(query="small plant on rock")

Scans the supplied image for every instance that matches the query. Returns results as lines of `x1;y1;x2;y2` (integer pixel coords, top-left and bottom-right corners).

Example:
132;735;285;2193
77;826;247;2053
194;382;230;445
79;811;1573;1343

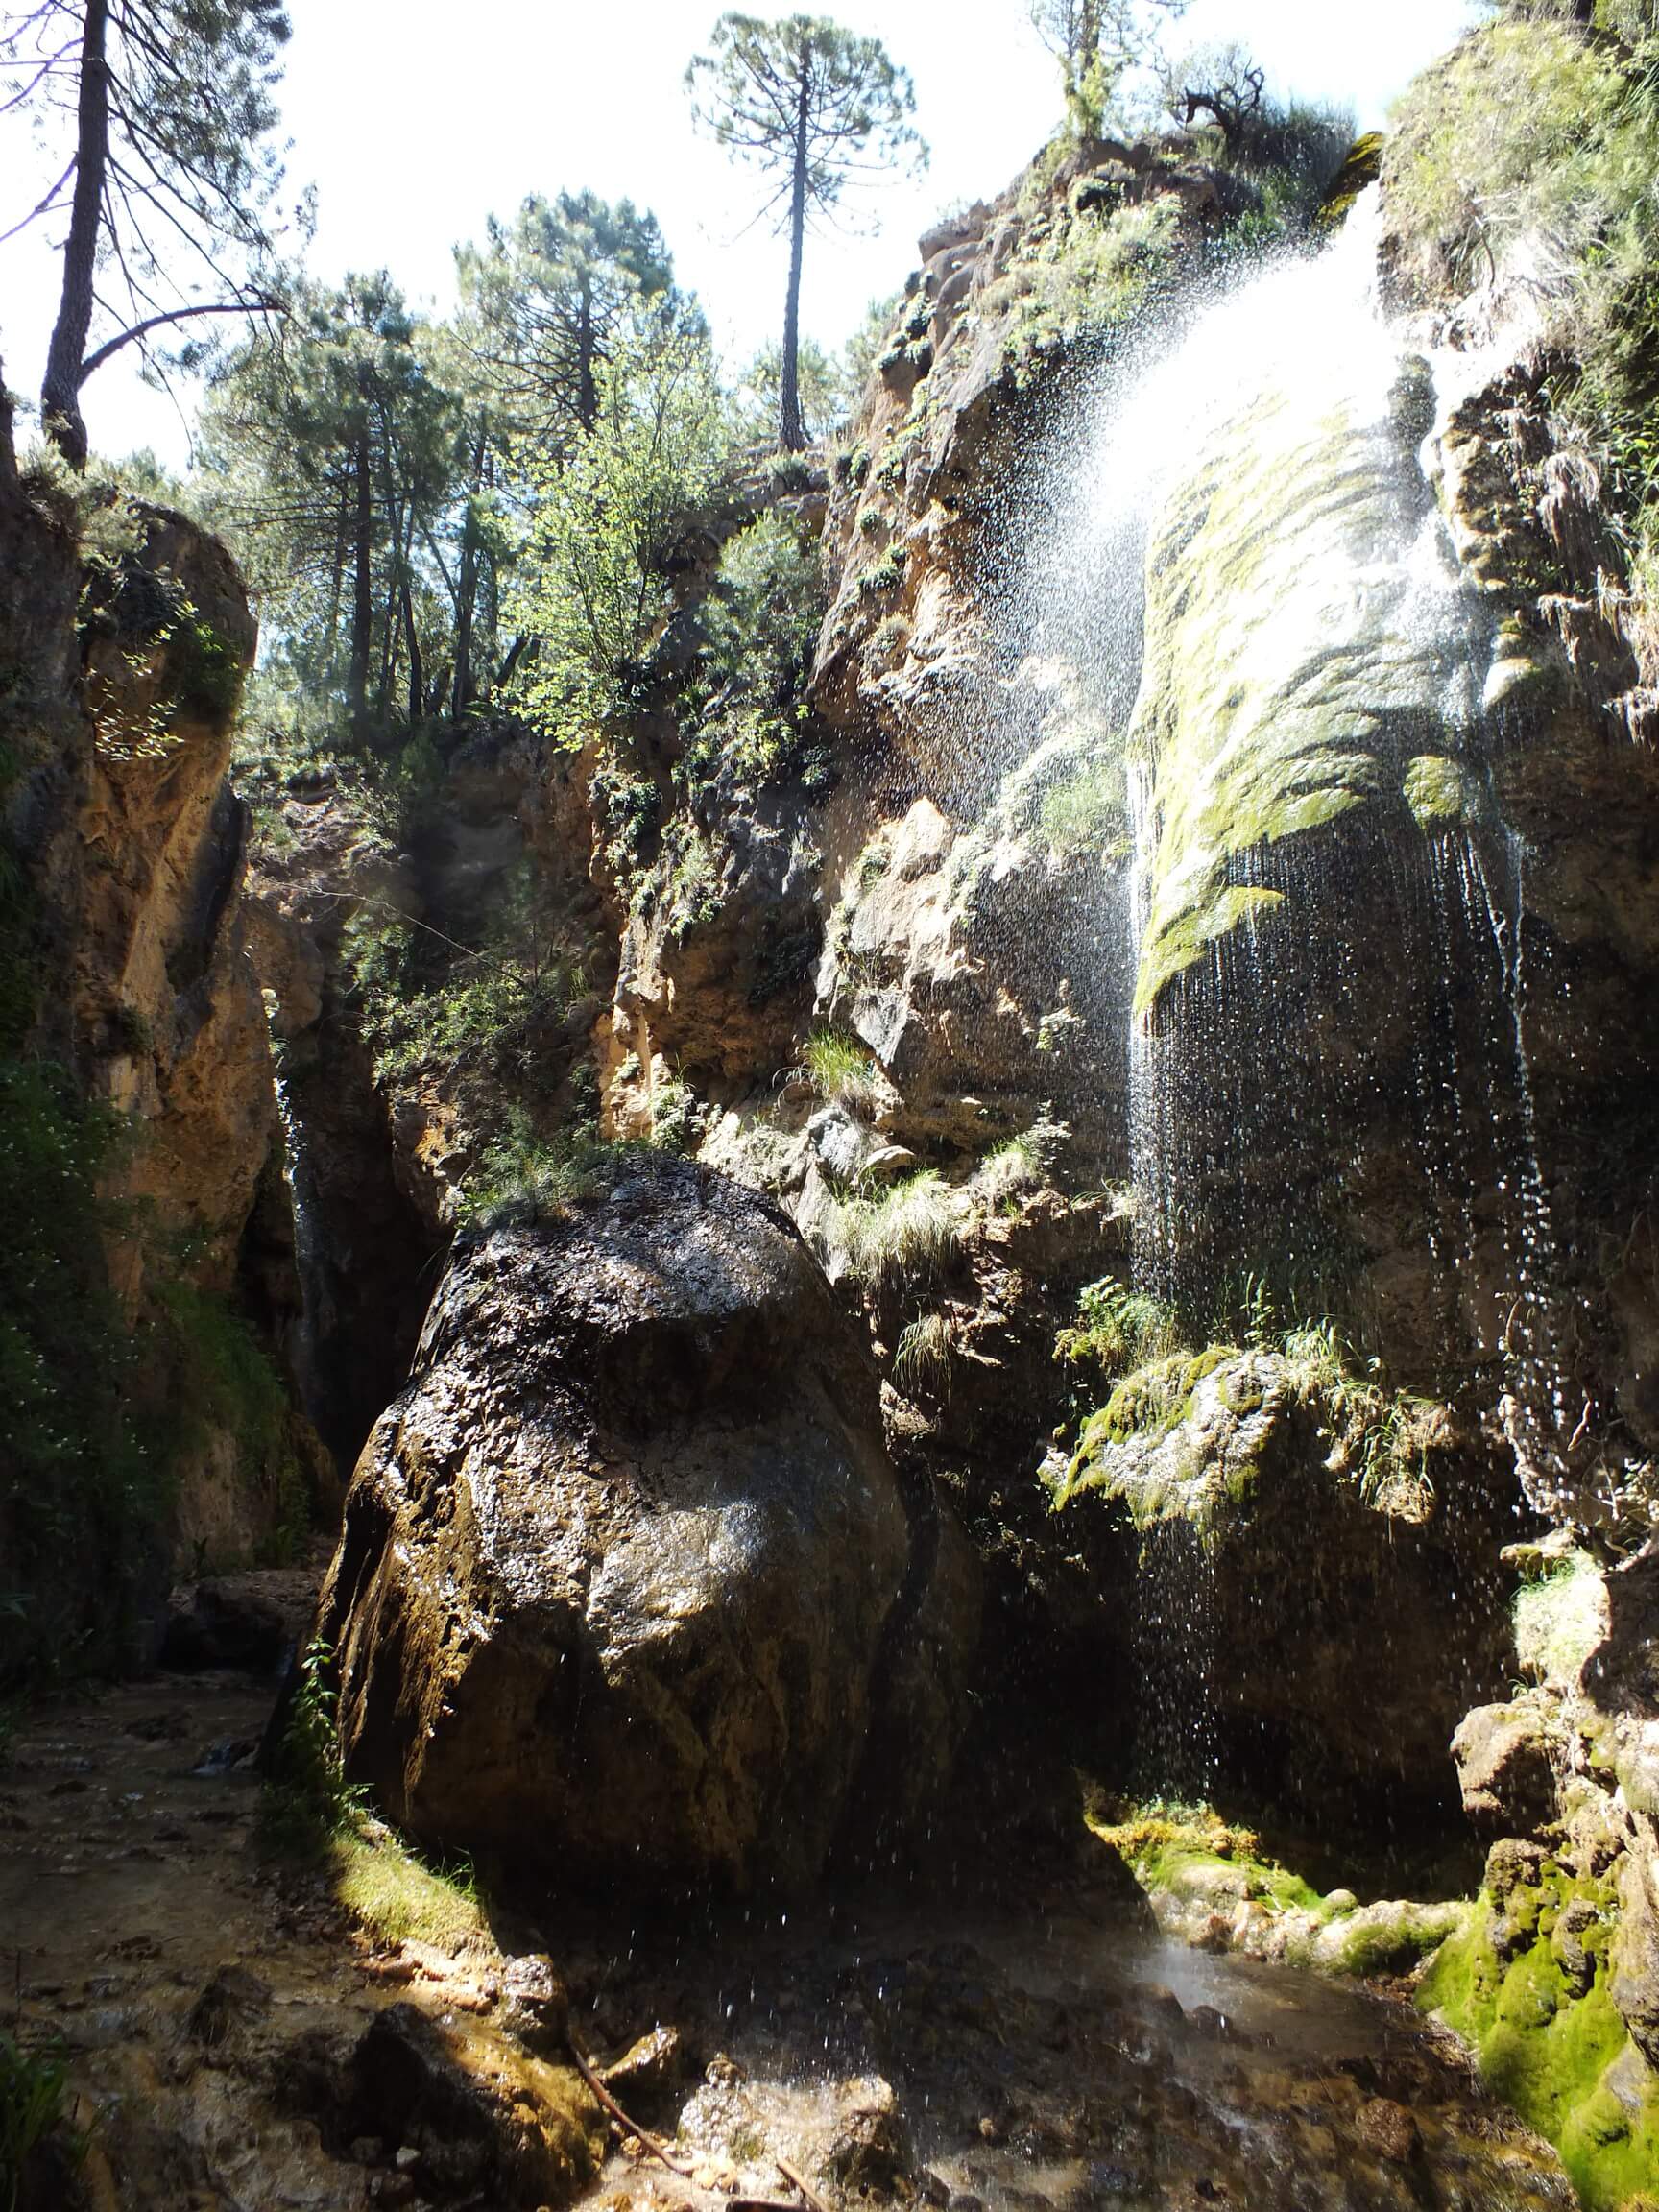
842;1171;963;1292
804;1028;880;1114
893;1310;957;1399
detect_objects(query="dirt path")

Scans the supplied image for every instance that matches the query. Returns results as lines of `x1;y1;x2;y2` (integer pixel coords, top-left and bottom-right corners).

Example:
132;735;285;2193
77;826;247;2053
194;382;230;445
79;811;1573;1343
0;1636;1579;2212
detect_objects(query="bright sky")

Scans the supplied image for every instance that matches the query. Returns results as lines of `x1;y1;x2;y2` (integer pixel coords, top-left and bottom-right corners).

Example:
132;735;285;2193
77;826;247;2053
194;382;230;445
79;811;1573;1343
0;0;1482;469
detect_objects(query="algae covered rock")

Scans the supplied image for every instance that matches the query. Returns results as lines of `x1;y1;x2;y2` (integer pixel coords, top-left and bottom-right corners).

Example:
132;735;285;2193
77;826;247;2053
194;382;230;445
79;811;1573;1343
1453;1697;1565;1841
319;1153;976;1891
1061;1348;1513;1822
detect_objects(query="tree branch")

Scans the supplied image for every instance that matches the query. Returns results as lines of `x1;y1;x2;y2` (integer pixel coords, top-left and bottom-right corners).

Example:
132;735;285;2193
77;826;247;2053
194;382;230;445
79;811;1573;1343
77;290;284;385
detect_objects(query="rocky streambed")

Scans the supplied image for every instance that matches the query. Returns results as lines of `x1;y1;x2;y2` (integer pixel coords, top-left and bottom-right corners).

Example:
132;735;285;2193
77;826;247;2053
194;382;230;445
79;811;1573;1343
1;1591;1575;2212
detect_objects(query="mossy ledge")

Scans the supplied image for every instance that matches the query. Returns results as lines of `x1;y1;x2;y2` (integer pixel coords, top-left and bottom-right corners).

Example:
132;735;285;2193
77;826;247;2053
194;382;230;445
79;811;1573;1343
1419;1856;1659;2212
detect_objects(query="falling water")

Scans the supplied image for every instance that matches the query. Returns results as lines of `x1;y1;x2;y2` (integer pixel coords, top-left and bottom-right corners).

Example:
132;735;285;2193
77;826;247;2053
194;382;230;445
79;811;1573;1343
274;1062;328;1431
1013;186;1586;1787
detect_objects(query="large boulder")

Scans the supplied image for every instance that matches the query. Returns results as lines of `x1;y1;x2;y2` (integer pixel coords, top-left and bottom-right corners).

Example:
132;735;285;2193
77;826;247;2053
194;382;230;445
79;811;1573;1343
318;1154;977;1891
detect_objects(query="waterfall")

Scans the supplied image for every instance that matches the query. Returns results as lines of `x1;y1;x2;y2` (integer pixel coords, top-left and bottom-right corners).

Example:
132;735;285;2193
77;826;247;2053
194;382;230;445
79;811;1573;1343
273;1060;329;1433
1010;186;1595;1788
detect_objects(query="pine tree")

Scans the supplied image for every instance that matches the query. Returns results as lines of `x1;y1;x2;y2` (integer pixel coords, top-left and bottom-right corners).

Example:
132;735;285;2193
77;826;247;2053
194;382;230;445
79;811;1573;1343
687;12;924;451
0;0;295;465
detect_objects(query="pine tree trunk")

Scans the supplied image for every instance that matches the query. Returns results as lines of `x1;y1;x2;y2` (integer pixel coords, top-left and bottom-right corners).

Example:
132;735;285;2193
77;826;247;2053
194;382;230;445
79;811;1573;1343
780;52;810;453
452;420;486;722
577;284;597;433
42;0;110;468
349;426;373;740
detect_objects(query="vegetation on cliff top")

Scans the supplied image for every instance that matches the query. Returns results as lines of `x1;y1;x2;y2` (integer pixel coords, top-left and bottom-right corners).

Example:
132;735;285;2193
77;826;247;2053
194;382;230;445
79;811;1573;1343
1385;3;1659;649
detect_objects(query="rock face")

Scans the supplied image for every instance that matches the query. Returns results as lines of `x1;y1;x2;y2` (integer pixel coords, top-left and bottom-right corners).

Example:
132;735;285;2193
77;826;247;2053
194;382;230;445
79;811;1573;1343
319;1154;977;1890
1059;1348;1514;1822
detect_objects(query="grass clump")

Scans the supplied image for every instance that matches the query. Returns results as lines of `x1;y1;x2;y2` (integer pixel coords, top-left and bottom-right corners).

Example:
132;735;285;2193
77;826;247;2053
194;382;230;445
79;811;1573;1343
1;2028;82;2210
457;1114;656;1232
331;1830;489;1954
804;1028;880;1115
1515;1549;1609;1687
892;1310;956;1399
837;1171;962;1293
261;1639;492;1957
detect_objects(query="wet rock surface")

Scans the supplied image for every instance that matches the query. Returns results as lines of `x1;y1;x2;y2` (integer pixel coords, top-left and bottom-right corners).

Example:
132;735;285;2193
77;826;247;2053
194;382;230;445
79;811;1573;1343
319;1153;977;1891
0;1601;1579;2212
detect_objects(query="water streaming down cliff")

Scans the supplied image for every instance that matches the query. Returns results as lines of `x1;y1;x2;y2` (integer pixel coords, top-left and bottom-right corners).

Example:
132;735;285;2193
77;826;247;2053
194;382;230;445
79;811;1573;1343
1015;190;1590;1784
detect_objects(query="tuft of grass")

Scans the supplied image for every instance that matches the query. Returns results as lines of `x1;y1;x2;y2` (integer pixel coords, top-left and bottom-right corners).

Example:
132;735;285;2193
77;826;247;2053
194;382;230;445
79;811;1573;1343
457;1116;657;1232
892;1310;956;1399
838;1171;963;1293
0;2029;82;2211
803;1028;880;1115
1515;1551;1608;1689
330;1829;491;1955
972;1115;1070;1211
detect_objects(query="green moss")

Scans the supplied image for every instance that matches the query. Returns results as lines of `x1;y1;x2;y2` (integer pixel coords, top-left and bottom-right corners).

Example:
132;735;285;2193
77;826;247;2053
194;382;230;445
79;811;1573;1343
1420;1868;1659;2211
1403;752;1483;830
1515;1550;1608;1688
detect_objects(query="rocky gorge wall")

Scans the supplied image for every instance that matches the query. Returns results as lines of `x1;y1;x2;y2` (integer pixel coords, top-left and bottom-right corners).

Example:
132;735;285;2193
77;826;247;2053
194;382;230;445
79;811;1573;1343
0;397;322;1681
10;25;1659;2201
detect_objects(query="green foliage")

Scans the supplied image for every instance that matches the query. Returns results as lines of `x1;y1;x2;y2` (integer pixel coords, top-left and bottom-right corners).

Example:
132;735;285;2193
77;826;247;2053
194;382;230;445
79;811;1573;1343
156;1283;308;1564
259;1635;365;1859
0;2028;81;2212
973;1114;1070;1209
732;338;851;445
1056;1274;1179;1373
508;315;725;735
648;1070;700;1153
804;1027;879;1111
686;15;925;445
458;189;677;450
330;1829;489;1954
1027;0;1191;140
1090;1793;1330;1917
833;1171;963;1292
456;1112;655;1232
893;1310;956;1398
993;193;1185;367
1515;1550;1608;1687
0;1062;166;1687
199;272;465;745
1055;1281;1439;1522
1385;13;1659;578
680;509;831;796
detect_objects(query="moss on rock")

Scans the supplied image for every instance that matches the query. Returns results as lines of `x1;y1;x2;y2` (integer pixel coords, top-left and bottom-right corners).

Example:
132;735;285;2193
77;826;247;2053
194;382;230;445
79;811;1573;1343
1420;1861;1659;2211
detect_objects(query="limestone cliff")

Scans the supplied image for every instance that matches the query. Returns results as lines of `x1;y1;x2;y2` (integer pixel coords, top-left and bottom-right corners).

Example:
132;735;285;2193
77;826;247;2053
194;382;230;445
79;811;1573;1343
0;412;317;1677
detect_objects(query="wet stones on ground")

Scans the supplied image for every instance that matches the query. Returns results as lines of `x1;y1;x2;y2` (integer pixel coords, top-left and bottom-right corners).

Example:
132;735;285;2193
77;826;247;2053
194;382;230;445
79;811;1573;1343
0;1647;1575;2212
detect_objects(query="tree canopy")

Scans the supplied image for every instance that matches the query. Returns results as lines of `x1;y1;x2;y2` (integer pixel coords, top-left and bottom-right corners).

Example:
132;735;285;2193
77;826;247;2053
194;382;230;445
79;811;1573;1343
1026;0;1190;138
0;0;297;464
686;12;924;450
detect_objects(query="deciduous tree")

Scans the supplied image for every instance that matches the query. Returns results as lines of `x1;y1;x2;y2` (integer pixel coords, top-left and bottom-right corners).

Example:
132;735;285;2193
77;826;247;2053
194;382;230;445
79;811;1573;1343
1026;0;1189;138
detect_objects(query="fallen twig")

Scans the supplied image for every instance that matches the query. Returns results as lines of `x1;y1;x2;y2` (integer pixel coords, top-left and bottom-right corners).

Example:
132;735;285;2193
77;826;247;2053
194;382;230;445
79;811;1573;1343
776;2154;831;2212
566;2036;694;2176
